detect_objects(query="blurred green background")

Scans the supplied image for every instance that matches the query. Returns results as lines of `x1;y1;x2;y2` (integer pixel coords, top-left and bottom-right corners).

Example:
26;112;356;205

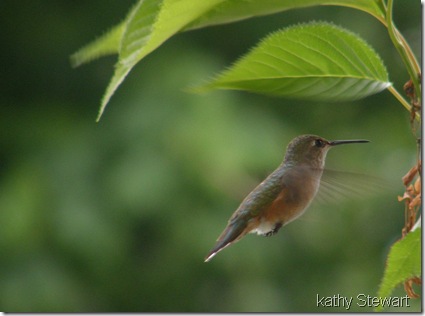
0;1;421;312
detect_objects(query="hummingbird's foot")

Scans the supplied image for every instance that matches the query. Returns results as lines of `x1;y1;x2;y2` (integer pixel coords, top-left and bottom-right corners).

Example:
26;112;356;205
263;222;283;237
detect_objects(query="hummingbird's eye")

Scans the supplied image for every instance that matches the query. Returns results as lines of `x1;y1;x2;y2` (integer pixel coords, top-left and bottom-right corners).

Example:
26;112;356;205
314;139;326;148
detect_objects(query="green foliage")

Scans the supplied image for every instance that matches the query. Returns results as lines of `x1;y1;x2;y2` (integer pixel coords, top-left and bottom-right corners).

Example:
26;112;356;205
66;0;420;311
198;22;390;101
72;0;387;120
70;23;124;67
185;0;386;29
1;0;421;311
376;228;421;311
93;0;225;121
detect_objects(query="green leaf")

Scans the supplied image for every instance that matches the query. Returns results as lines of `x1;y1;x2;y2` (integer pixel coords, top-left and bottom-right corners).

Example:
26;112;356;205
98;0;226;121
186;0;386;30
71;0;386;119
72;0;385;67
70;23;125;68
96;0;161;121
199;22;390;102
375;228;421;311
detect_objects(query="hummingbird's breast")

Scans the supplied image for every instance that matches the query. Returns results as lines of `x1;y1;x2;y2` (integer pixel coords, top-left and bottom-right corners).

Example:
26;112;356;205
254;165;322;235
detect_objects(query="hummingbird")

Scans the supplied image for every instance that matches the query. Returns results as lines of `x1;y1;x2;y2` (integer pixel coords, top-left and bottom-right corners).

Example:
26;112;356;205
205;134;369;262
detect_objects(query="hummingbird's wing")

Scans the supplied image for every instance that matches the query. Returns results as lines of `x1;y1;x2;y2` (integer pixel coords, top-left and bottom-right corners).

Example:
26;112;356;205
205;170;284;262
317;169;393;204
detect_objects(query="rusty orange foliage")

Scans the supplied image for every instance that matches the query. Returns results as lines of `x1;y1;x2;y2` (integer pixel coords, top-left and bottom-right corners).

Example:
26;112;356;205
397;161;422;298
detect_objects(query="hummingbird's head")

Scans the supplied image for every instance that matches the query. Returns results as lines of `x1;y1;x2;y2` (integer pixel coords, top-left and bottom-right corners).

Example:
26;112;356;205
284;135;369;169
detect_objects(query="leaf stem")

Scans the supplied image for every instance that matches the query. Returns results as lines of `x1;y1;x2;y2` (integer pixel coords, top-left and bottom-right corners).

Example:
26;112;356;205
385;0;421;104
395;29;421;74
388;86;410;111
388;86;420;121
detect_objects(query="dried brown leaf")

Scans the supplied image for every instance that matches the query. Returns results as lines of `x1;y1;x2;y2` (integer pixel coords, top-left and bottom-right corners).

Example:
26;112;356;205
398;192;411;202
409;194;421;209
404;279;420;299
414;177;421;193
402;165;418;186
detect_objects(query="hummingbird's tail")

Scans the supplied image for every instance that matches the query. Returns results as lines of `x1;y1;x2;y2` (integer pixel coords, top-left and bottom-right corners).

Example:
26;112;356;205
204;220;248;262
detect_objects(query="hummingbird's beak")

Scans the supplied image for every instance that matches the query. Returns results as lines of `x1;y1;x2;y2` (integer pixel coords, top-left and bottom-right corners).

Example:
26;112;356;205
329;139;370;146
